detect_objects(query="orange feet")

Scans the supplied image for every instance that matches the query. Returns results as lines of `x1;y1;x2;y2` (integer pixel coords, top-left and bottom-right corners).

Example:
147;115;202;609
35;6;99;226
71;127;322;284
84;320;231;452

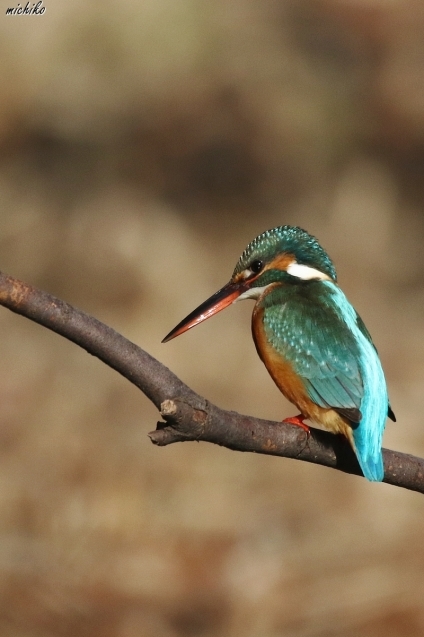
282;414;310;435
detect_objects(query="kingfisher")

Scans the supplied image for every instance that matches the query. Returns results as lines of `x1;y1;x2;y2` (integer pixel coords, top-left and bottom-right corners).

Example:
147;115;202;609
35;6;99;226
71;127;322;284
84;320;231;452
162;226;395;481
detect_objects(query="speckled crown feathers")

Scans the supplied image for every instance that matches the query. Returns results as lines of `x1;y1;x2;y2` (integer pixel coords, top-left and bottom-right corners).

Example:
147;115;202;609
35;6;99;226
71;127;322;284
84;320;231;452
233;226;337;281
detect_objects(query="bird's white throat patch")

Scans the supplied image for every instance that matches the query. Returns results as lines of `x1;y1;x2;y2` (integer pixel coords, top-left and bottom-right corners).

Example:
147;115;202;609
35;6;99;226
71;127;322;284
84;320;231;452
286;262;331;281
236;285;271;301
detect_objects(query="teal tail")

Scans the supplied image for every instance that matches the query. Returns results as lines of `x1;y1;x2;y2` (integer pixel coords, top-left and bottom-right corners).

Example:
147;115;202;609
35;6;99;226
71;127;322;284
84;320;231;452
353;429;384;482
356;450;384;482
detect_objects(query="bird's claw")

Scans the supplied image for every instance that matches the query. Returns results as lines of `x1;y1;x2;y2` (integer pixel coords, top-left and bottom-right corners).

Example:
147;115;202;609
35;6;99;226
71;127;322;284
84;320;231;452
282;414;310;437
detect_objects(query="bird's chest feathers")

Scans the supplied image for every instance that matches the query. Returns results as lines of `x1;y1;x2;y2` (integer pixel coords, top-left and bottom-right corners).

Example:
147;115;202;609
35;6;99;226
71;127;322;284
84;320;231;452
251;283;351;419
252;298;311;409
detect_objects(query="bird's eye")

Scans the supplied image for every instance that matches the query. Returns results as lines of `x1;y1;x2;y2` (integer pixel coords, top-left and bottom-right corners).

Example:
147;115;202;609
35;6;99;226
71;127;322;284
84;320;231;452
250;260;263;274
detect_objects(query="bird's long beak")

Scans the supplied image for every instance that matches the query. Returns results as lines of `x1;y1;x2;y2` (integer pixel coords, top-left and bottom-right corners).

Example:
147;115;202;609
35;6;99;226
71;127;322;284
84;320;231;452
162;280;248;343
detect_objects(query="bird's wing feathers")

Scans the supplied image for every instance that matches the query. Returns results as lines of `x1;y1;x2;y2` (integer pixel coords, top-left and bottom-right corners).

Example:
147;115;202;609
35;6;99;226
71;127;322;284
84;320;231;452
355;312;396;422
262;288;364;423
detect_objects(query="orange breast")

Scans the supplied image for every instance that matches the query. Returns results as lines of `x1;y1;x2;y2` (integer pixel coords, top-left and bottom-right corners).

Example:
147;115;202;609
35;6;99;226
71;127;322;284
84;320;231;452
252;304;312;413
251;304;354;444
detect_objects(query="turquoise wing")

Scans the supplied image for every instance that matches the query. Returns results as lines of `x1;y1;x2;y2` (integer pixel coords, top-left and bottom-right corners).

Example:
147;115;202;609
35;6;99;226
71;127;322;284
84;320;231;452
261;282;389;481
262;286;364;423
355;313;396;422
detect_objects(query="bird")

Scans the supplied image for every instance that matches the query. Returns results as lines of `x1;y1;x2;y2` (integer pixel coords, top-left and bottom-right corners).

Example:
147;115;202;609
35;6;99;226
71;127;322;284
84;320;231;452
162;225;395;481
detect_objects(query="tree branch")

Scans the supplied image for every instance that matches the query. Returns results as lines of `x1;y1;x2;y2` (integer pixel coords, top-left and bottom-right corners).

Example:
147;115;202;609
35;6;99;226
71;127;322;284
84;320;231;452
0;271;421;492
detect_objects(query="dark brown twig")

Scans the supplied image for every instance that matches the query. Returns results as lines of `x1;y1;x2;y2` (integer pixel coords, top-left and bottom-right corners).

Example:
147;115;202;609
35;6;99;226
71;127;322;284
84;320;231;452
0;271;421;492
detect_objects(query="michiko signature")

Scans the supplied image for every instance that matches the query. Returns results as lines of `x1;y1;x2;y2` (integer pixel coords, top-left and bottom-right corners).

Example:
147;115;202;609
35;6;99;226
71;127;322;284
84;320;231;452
6;1;46;15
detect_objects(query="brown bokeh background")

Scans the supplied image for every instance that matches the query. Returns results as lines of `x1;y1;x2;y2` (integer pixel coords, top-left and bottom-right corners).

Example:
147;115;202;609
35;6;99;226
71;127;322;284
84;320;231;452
0;1;423;635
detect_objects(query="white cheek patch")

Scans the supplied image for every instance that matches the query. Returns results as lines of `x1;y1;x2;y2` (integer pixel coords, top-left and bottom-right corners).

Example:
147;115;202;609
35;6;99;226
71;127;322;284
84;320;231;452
286;262;331;281
236;285;270;301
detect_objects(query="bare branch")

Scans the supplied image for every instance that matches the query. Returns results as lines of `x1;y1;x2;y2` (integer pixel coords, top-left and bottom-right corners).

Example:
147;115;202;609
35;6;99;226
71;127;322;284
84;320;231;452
0;271;421;493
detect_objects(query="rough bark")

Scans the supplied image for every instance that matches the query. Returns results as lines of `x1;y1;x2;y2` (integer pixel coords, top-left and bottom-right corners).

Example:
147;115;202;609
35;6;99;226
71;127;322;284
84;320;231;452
0;271;421;493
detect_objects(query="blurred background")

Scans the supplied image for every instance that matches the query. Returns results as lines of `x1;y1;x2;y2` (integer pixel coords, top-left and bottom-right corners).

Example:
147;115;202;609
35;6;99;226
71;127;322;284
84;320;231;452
0;0;422;635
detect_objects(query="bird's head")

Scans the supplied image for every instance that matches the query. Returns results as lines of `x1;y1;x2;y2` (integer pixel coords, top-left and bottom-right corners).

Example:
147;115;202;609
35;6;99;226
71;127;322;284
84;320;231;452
162;225;336;342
